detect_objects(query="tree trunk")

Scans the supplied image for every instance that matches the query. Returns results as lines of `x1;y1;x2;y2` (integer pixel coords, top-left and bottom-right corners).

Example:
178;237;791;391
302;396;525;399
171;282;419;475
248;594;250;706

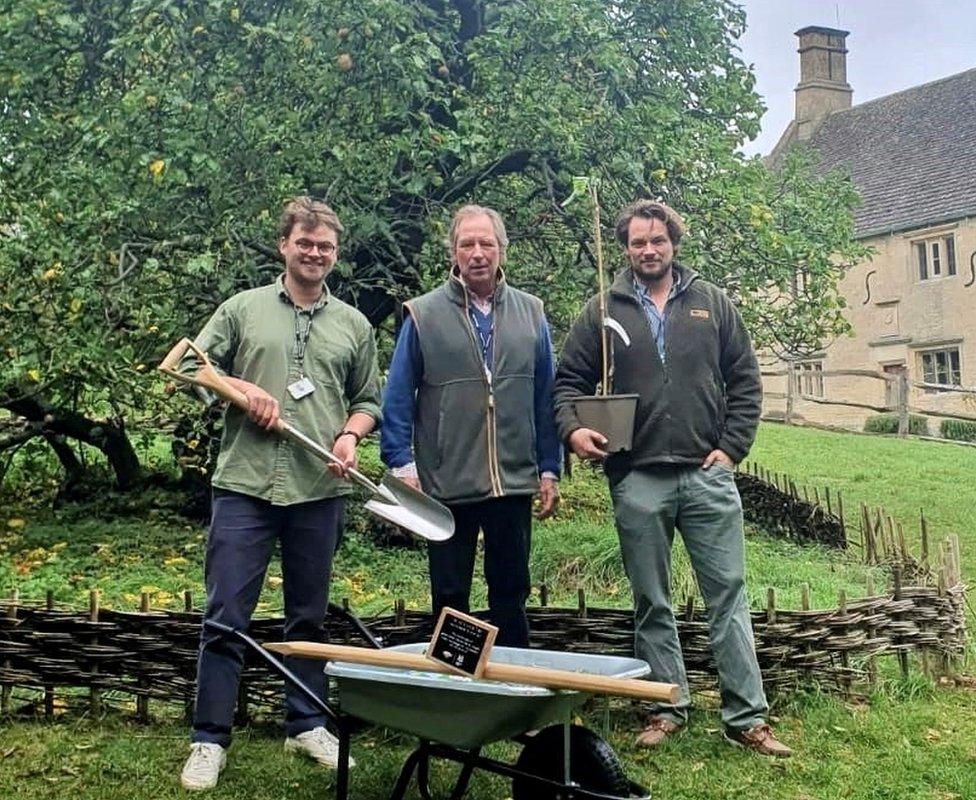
1;392;141;489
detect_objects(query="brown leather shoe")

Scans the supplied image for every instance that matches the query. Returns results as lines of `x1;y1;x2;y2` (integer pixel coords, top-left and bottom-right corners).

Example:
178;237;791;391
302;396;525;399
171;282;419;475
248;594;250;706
635;716;681;747
724;723;792;757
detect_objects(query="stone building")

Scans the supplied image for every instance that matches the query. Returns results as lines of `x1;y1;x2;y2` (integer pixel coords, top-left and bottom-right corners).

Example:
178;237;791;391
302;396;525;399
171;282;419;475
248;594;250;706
764;26;976;433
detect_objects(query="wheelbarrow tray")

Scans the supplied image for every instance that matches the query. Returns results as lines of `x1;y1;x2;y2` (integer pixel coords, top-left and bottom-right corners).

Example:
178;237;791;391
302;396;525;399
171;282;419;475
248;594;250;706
325;643;649;749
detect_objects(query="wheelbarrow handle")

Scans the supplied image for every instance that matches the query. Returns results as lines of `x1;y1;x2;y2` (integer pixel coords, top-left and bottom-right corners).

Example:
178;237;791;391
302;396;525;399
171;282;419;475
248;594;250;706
266;642;681;704
158;338;386;496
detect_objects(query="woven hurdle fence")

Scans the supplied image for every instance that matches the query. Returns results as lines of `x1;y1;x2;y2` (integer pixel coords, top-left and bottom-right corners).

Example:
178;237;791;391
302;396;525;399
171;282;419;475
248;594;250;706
0;466;967;719
0;546;964;720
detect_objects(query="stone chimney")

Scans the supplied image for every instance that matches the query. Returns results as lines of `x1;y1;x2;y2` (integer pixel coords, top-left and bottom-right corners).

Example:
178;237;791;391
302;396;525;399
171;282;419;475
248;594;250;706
794;26;852;140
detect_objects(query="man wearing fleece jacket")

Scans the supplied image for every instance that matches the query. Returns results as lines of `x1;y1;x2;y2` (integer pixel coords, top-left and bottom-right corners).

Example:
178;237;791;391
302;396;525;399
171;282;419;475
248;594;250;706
554;199;790;757
381;204;561;648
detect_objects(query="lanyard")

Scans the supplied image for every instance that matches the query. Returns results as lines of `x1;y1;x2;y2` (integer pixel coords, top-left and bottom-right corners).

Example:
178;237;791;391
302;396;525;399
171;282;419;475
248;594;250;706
467;307;495;385
468;308;493;362
293;308;314;377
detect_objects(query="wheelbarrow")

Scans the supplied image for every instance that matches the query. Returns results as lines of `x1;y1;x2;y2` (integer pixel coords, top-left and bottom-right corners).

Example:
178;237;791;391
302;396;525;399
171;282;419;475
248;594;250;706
208;620;663;800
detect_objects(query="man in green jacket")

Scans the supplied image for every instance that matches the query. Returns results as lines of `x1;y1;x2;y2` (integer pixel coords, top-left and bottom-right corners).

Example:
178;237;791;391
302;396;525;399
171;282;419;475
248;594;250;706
180;197;381;790
554;199;790;757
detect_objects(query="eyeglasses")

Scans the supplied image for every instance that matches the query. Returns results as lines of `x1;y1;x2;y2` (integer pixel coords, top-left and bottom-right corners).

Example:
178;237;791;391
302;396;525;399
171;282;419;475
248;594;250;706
295;239;336;256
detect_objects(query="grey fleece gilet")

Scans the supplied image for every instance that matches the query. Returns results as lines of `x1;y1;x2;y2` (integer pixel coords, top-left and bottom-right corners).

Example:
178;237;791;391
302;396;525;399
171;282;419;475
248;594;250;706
405;274;544;504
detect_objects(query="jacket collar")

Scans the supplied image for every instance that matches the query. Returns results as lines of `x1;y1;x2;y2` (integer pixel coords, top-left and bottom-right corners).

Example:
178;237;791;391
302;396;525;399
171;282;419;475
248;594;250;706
276;273;331;312
609;262;697;302
446;265;509;307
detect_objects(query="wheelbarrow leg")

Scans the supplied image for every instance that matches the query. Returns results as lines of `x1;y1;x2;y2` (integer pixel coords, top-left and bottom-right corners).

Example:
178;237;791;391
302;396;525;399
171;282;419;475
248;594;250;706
389;743;424;800
447;748;481;800
416;740;433;800
335;723;352;800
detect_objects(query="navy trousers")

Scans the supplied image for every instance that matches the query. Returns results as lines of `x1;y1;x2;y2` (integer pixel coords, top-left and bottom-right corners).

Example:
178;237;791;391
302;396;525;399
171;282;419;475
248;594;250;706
192;489;343;746
428;495;533;647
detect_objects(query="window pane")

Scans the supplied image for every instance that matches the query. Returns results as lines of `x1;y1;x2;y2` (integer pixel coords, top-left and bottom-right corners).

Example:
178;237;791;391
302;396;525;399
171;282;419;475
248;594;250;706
950;349;961;384
922;353;936;384
916;242;928;279
946;236;956;276
931;241;941;275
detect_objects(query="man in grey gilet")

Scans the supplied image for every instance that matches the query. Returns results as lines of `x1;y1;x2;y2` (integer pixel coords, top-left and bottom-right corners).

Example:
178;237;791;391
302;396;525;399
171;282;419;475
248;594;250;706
381;205;561;646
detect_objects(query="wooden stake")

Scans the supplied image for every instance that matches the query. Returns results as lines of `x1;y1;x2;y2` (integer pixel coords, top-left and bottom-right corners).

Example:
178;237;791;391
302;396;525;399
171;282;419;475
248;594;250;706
864;577;878;685
892;568;910;679
838;589;851;695
1;589;18;714
137;592;150;722
837;491;846;542
766;588;776;624
89;589;101;717
919;512;929;568
44;590;55;718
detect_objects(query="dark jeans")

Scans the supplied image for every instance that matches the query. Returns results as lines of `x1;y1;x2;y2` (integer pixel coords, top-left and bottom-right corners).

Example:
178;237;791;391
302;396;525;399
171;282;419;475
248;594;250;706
192;489;344;747
428;495;533;647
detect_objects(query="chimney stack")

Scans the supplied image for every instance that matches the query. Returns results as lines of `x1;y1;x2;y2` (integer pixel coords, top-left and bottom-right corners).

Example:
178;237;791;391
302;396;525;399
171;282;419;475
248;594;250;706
794;26;852;140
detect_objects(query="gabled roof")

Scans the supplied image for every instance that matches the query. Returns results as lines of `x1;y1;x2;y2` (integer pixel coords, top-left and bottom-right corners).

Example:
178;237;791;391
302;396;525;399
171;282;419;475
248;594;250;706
779;67;976;238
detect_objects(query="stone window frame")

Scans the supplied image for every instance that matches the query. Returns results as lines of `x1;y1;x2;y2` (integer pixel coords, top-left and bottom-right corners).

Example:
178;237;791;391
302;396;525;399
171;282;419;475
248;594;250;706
792;359;825;398
913;232;957;281
917;346;962;392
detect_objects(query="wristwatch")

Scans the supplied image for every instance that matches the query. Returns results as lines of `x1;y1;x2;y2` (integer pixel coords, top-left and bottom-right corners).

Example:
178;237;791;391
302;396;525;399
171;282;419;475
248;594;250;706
334;430;361;445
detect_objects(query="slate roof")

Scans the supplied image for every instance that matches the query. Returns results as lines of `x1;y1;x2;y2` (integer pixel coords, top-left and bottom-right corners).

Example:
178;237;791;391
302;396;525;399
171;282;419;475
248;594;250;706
780;67;976;238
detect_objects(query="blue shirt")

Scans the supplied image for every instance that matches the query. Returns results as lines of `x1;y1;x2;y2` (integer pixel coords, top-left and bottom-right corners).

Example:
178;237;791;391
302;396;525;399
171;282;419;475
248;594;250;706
633;270;681;363
380;313;562;477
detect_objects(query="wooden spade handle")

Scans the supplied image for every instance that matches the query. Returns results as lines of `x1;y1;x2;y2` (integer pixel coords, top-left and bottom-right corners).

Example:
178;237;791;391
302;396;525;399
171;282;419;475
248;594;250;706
158;337;250;410
266;641;679;703
158;338;386;496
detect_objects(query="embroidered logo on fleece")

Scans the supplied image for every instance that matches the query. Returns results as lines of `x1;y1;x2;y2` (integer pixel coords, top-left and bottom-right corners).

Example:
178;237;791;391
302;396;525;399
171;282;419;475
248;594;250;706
690;309;710;319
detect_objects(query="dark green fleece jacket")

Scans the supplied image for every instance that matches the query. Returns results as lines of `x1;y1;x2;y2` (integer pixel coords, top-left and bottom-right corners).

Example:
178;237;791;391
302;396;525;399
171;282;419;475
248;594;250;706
554;264;762;475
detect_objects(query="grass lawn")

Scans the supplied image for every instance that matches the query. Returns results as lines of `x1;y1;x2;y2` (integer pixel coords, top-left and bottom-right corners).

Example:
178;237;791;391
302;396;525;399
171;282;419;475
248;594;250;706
2;685;976;800
1;424;975;799
747;422;976;581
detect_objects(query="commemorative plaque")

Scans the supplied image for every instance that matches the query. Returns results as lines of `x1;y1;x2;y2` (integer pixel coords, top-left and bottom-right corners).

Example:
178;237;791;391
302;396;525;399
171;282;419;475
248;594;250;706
425;607;498;678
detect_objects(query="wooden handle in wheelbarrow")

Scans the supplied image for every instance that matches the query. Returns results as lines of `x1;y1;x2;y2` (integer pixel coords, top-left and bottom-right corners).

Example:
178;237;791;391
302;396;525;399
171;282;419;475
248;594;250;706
266;641;680;704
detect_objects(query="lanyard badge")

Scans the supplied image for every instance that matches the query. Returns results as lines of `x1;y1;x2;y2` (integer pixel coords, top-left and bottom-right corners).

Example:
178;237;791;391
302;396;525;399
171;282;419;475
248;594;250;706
288;308;316;400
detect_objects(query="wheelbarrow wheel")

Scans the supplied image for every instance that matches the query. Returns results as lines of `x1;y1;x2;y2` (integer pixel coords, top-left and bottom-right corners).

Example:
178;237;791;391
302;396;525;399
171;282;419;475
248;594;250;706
511;724;630;800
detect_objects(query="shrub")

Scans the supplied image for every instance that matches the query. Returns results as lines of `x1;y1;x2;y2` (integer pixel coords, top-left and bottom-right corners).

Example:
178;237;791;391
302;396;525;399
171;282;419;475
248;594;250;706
940;419;976;443
863;414;929;436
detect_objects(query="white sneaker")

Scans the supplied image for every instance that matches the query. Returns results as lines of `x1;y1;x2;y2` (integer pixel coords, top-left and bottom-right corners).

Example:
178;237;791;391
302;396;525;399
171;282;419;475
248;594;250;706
284;726;355;769
180;742;226;791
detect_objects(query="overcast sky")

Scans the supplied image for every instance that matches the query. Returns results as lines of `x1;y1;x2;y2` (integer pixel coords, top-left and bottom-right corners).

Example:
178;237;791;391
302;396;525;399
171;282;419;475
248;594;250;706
737;0;976;156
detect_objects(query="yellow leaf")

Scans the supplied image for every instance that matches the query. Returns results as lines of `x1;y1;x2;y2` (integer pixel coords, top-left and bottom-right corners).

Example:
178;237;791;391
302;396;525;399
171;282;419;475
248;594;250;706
42;268;59;281
163;556;187;567
148;159;165;177
26;369;40;383
69;298;82;313
7;518;25;529
229;7;240;22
